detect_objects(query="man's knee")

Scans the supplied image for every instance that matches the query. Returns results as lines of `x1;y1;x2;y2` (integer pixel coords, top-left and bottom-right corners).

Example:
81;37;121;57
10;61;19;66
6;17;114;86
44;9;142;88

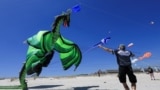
119;74;126;83
129;74;137;83
131;83;136;86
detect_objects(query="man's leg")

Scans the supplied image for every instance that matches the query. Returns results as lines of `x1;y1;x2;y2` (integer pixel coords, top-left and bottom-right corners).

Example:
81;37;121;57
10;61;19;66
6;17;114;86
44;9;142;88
127;66;137;90
119;66;130;90
122;83;130;90
150;73;152;80
131;83;136;90
151;73;155;80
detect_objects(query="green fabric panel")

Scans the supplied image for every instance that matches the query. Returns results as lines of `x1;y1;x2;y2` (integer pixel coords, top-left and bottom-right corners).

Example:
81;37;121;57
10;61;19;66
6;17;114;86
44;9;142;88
63;50;79;70
61;36;73;44
54;35;82;70
43;32;54;52
60;47;75;60
26;46;44;58
54;36;74;53
60;47;76;65
74;45;82;67
27;31;48;49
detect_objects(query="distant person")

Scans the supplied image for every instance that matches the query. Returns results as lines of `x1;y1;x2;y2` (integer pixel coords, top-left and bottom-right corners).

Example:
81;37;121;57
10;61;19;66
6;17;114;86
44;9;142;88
147;66;155;80
98;69;102;77
98;44;137;90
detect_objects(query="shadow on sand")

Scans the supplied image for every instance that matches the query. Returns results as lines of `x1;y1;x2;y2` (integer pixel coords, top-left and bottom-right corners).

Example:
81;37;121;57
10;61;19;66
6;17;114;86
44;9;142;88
154;79;160;81
29;85;63;89
73;85;99;90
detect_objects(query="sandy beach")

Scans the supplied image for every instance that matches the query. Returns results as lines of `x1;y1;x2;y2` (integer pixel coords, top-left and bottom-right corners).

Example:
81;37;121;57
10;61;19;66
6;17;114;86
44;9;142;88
0;73;160;90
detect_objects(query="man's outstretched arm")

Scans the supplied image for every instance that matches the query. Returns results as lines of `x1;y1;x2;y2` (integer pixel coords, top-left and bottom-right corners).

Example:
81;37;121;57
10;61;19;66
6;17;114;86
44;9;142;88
98;45;113;53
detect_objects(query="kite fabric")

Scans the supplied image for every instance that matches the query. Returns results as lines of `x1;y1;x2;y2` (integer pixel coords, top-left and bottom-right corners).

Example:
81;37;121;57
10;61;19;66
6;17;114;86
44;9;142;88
18;10;82;90
84;37;111;54
93;37;111;47
127;43;134;47
72;4;81;12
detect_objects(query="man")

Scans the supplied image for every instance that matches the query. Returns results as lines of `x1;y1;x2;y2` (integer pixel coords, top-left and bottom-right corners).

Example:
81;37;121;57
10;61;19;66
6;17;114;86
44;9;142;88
99;44;137;90
147;66;155;80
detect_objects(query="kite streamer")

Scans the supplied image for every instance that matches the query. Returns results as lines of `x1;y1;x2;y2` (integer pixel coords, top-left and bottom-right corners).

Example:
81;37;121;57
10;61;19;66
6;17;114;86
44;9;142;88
132;52;152;63
139;52;152;60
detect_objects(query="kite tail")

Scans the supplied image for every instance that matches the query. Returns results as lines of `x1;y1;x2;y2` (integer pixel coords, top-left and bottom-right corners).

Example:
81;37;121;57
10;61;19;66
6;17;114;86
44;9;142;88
19;63;28;90
0;65;26;89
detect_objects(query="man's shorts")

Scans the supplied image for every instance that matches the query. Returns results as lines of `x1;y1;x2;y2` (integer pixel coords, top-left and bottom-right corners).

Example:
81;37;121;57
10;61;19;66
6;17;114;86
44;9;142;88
118;66;137;83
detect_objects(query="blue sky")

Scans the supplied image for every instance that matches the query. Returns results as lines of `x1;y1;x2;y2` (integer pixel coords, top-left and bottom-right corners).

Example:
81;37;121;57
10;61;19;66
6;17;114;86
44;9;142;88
0;0;160;77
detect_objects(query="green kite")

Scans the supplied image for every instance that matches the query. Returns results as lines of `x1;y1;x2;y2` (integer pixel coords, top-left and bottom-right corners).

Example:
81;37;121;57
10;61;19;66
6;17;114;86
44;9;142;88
18;10;82;90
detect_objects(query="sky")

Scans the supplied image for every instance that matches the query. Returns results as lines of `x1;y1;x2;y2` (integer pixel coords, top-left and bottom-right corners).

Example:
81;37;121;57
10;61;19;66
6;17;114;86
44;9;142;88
0;0;160;77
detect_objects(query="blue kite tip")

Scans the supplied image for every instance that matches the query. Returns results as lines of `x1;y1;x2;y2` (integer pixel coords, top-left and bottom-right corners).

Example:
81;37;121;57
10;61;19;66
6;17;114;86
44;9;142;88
72;4;81;12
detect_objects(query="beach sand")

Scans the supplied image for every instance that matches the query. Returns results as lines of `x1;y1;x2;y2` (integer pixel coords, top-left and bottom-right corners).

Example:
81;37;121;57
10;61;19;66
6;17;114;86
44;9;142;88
0;73;160;90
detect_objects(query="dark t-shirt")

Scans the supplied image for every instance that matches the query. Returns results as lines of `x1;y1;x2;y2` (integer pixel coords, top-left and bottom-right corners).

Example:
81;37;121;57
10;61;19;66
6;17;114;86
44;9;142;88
112;49;133;66
148;68;153;73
